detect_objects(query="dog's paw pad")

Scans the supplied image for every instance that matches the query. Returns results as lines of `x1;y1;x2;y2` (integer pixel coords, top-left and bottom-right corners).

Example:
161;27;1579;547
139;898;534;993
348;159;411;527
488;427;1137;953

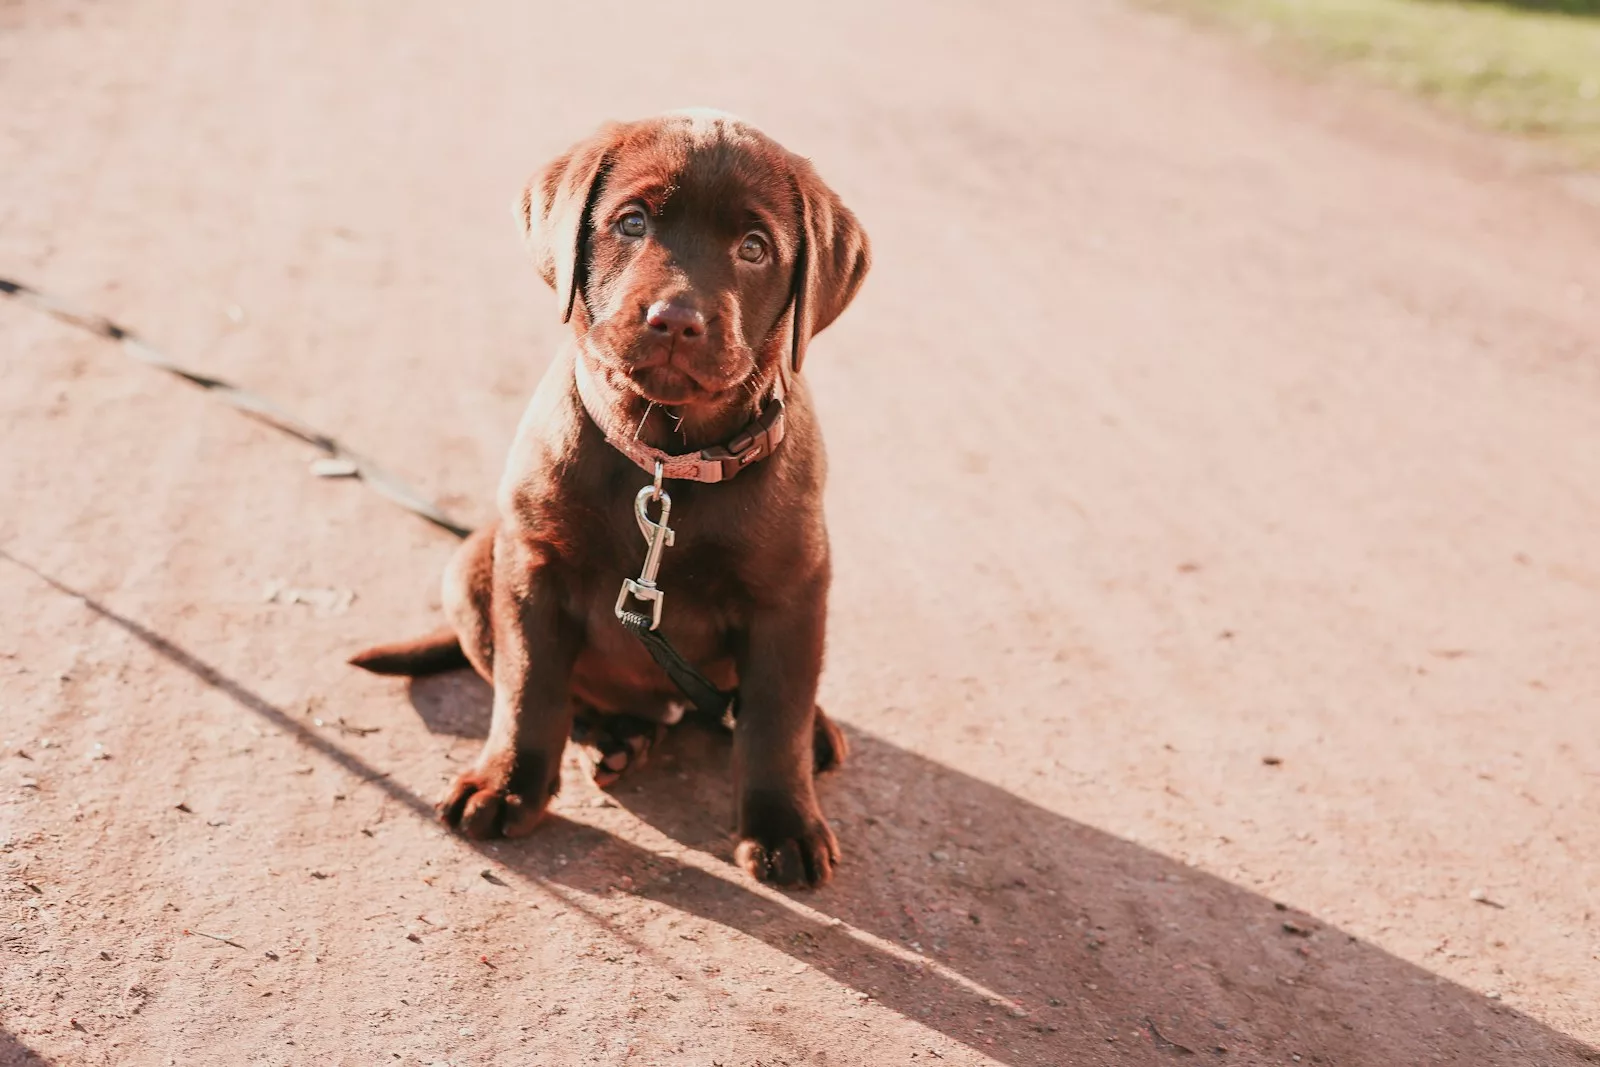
574;715;664;789
736;793;840;889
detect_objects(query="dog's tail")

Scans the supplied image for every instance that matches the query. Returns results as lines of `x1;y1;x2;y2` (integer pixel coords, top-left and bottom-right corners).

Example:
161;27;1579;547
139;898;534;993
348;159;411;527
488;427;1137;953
348;627;468;677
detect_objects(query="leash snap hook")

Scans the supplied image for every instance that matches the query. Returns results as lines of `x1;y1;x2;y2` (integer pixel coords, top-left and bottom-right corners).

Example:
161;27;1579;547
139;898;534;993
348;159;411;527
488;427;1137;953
615;481;674;630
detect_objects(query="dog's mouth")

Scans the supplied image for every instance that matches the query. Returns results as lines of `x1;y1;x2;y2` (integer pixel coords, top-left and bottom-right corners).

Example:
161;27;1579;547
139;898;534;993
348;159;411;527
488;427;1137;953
628;361;709;406
610;339;750;407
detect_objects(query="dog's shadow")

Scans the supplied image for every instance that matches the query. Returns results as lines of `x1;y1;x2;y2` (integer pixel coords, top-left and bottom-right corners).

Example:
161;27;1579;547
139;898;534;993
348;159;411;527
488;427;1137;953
410;670;495;739
13;549;1581;1065
407;672;1592;1066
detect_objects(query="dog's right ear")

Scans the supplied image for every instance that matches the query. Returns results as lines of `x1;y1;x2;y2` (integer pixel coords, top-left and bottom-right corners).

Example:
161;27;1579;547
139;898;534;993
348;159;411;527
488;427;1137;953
519;126;618;324
787;157;871;373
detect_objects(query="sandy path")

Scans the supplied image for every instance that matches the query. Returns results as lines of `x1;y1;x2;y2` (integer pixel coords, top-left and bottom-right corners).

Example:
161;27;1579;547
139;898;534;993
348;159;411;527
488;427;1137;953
2;1;1598;1064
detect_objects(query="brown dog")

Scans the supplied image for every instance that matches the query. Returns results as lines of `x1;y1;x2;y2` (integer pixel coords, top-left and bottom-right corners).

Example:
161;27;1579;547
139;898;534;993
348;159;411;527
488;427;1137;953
350;111;870;888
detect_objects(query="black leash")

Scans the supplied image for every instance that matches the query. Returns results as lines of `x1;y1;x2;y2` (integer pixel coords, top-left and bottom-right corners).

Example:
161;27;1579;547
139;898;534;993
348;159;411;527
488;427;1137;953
617;608;736;722
0;276;472;540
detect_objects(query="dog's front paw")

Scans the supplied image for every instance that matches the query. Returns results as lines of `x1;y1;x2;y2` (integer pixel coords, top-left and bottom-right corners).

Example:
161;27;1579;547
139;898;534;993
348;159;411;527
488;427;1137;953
437;748;558;840
735;790;840;888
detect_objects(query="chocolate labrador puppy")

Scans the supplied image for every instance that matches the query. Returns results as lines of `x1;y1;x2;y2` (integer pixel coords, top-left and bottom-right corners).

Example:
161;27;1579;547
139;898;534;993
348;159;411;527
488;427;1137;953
350;111;869;887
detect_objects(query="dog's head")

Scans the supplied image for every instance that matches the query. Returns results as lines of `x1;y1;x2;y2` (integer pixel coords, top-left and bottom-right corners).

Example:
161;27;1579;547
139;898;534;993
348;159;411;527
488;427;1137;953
521;111;870;408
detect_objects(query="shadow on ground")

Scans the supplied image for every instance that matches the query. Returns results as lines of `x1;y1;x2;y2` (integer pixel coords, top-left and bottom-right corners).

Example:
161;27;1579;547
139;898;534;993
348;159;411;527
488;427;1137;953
0;1031;48;1066
409;671;1597;1066
7;561;1593;1067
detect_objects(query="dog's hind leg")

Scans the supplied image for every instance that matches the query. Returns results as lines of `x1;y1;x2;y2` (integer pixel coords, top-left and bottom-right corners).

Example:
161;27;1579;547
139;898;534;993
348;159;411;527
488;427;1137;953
440;523;496;682
812;706;848;773
348;523;497;680
571;708;668;789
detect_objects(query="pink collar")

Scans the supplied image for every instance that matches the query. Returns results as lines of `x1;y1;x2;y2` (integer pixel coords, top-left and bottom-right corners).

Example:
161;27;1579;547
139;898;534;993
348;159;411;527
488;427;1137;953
574;360;788;484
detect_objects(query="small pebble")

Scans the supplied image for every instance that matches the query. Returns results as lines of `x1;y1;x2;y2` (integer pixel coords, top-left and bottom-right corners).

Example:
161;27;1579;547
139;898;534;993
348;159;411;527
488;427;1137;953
310;457;359;479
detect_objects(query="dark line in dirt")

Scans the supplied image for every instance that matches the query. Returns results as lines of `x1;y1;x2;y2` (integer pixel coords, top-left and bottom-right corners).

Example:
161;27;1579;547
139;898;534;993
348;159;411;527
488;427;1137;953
1145;1018;1196;1055
189;929;247;950
0;274;472;539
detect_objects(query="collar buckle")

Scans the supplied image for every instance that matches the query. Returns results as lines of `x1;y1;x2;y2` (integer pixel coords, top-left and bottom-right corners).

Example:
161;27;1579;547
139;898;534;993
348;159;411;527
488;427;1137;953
697;397;786;482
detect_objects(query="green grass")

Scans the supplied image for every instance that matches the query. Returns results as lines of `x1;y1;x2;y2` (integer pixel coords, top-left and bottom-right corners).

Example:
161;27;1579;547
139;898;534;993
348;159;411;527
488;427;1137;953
1177;0;1600;161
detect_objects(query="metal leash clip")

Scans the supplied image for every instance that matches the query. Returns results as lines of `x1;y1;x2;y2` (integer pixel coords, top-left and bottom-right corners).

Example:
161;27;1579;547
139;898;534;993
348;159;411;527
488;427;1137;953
615;461;673;630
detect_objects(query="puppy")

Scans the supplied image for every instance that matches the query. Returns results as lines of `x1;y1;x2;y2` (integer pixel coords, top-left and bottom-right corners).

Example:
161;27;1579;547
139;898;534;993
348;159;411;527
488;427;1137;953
351;111;870;888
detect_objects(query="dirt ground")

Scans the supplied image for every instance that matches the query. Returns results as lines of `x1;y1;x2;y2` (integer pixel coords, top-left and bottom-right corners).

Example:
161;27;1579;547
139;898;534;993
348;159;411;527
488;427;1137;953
2;1;1598;1064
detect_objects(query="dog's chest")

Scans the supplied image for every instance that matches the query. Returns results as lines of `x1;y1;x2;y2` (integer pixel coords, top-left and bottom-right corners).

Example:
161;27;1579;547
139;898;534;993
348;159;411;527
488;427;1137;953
565;530;746;713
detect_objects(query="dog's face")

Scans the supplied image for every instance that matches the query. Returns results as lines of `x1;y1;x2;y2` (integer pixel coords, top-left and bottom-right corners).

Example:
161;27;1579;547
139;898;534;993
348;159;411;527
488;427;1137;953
522;112;870;409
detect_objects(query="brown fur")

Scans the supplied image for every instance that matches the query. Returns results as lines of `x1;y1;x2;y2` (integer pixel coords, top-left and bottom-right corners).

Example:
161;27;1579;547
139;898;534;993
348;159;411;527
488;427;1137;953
350;111;869;888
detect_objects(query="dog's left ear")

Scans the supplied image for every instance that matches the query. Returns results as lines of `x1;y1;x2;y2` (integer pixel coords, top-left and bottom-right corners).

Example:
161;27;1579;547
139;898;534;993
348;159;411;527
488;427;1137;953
519;124;620;324
788;158;871;372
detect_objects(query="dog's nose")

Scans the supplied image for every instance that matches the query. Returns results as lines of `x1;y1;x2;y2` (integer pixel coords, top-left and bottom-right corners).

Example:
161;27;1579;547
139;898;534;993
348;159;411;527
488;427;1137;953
645;300;706;341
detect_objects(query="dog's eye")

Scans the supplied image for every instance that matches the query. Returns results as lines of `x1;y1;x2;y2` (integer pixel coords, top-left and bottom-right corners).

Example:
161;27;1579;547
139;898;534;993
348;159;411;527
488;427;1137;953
738;233;768;263
618;211;648;238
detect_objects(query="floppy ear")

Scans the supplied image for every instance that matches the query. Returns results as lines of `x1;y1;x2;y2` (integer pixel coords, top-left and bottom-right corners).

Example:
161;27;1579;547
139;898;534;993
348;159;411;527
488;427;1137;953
519;126;617;324
789;159;871;372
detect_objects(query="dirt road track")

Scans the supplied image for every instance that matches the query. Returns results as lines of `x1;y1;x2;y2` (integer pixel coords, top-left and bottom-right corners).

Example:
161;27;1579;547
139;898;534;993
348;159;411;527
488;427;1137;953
3;2;1599;1064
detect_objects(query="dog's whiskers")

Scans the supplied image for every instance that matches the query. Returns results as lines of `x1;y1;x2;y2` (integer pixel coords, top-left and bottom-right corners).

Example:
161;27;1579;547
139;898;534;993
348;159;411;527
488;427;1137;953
634;400;656;441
